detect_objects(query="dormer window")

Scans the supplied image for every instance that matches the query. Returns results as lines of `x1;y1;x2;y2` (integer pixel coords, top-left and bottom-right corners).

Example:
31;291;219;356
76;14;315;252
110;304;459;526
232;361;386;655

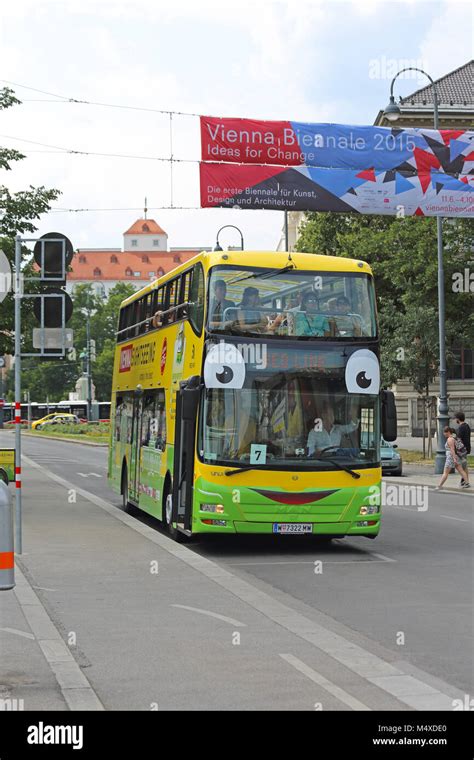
157;267;164;277
142;254;150;263
173;255;181;263
142;223;150;232
125;267;133;276
79;255;86;263
93;267;102;277
110;254;118;263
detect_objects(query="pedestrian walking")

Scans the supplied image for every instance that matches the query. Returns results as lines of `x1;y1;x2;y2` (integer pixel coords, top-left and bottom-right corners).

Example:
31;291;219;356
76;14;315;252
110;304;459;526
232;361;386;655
455;411;471;486
436;426;470;490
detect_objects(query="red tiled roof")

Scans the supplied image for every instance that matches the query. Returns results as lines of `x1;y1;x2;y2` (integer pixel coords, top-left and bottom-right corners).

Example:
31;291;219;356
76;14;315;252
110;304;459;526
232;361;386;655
68;250;195;281
123;218;167;236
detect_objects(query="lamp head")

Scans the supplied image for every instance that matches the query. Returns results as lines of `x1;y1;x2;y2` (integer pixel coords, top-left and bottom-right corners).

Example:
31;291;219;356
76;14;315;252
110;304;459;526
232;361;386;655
383;95;401;122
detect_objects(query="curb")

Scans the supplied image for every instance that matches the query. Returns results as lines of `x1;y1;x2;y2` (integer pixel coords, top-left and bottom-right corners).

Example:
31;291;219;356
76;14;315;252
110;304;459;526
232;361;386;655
22;432;108;448
384;476;473;497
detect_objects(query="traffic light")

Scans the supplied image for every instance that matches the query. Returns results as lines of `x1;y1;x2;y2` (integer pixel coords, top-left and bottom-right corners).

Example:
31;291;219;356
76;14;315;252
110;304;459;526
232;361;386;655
32;232;74;355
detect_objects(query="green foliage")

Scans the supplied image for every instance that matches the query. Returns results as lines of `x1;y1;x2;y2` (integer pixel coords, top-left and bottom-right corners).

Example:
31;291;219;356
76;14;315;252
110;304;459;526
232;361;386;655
297;212;474;395
0;87;61;356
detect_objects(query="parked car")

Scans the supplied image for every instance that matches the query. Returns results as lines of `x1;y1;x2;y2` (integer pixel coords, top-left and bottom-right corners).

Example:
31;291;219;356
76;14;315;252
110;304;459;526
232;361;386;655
381;438;402;476
33;413;80;430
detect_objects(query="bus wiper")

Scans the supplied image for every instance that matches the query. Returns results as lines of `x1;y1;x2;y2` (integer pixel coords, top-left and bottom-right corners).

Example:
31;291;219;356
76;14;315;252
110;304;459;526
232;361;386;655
225;466;257;477
315;457;361;479
228;263;295;286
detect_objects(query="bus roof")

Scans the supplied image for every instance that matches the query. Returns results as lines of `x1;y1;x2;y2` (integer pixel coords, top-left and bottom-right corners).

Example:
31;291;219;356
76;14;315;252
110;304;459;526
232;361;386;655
119;250;374;308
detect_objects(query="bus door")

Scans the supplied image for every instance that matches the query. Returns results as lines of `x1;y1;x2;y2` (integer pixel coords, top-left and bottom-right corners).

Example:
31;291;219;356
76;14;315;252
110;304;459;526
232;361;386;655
129;391;143;503
172;377;200;533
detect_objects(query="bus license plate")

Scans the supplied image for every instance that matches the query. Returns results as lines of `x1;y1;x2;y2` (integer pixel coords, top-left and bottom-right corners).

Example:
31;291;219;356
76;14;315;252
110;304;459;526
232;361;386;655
273;523;313;534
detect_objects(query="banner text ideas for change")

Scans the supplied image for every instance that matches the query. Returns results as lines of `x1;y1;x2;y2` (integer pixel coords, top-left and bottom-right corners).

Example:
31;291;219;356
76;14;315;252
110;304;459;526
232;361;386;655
204;125;367;163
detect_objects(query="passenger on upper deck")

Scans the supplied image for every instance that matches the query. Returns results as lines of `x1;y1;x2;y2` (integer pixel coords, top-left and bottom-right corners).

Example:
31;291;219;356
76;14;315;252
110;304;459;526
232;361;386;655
209;279;236;328
333;296;363;336
294;292;331;337
236;287;284;334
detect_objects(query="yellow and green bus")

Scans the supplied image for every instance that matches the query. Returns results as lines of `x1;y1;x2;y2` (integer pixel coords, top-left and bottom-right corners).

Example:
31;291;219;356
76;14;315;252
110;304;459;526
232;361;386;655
108;250;396;540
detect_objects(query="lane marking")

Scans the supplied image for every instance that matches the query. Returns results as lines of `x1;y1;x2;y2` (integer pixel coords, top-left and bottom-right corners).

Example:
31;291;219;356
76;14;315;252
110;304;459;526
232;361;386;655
13;563;104;711
22;453;459;712
172;604;247;627
280;653;371;711
0;627;35;640
32;586;58;592
440;515;470;523
370;552;397;563
229;559;393;566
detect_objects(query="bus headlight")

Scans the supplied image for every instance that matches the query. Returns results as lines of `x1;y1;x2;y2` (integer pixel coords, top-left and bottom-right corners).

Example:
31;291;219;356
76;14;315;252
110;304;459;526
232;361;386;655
200;503;225;514
359;505;379;515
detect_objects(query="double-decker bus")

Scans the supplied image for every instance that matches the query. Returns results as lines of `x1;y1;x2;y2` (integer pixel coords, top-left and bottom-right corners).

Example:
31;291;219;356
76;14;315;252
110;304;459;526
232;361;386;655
108;251;396;540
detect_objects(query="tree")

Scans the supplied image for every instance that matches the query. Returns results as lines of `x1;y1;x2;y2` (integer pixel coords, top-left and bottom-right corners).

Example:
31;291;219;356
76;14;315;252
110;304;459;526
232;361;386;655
297;211;474;455
0;87;61;356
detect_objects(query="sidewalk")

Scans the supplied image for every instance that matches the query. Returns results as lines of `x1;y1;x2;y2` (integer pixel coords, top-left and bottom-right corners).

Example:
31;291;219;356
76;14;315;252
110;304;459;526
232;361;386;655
385;464;473;496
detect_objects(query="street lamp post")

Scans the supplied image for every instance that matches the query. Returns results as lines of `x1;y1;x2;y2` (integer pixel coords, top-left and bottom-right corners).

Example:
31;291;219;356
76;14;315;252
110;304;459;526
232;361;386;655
382;67;448;474
214;225;244;251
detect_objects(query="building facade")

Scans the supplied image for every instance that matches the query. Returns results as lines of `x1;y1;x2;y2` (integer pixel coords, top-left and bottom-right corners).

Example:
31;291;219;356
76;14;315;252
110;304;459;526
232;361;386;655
67;218;210;297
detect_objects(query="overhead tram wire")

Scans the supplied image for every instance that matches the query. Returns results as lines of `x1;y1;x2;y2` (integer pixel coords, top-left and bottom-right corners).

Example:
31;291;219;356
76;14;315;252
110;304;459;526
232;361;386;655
0;134;198;164
0;79;201;118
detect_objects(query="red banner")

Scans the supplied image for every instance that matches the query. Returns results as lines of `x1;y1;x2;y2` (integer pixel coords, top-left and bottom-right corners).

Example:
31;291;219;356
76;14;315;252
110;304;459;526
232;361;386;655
200;115;300;166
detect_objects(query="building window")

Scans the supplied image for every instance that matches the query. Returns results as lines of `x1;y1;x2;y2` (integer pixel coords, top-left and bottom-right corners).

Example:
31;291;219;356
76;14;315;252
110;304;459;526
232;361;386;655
125;268;133;277
134;271;141;277
110;254;118;263
157;268;164;277
448;347;473;380
148;271;155;277
173;255;181;263
79;255;86;263
142;255;150;263
131;239;138;247
153;239;160;247
93;267;101;276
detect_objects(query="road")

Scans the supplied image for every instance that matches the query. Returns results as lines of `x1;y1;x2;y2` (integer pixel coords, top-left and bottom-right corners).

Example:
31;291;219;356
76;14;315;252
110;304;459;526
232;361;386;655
1;433;473;711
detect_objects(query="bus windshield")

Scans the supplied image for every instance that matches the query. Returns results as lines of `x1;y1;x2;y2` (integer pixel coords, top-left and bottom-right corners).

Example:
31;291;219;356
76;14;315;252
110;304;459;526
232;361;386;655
207;266;377;339
199;341;380;471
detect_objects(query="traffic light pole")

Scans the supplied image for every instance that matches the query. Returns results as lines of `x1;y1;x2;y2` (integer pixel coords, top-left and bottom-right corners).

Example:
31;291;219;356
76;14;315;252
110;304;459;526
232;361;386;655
14;235;22;554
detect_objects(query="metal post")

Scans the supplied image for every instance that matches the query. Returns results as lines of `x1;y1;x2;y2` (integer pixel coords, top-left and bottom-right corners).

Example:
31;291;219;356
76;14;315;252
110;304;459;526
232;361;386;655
434;214;449;472
284;211;289;251
14;235;22;554
0;480;14;590
0;373;4;429
27;390;32;430
86;310;92;422
386;68;448;473
430;89;449;473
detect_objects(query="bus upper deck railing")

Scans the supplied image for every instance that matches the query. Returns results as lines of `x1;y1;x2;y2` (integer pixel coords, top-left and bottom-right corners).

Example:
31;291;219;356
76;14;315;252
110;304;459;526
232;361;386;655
116;301;196;340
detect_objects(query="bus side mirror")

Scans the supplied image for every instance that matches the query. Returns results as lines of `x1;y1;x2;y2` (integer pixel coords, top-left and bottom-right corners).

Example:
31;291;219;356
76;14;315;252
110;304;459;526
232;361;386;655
381;389;397;442
181;376;201;422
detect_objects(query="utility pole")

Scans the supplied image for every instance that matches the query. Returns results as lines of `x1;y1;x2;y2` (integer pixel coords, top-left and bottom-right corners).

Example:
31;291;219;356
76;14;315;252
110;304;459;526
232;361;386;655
14;235;22;554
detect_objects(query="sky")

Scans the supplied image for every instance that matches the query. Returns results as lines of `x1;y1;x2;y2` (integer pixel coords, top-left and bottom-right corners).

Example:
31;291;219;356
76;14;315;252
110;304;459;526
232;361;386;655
0;0;472;253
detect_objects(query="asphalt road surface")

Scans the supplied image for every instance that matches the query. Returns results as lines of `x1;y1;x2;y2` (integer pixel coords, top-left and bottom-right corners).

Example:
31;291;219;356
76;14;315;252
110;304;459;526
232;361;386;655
2;433;473;710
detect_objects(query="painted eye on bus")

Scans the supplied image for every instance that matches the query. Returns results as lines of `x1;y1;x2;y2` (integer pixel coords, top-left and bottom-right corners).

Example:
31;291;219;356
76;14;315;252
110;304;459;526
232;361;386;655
204;343;246;389
345;349;380;395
